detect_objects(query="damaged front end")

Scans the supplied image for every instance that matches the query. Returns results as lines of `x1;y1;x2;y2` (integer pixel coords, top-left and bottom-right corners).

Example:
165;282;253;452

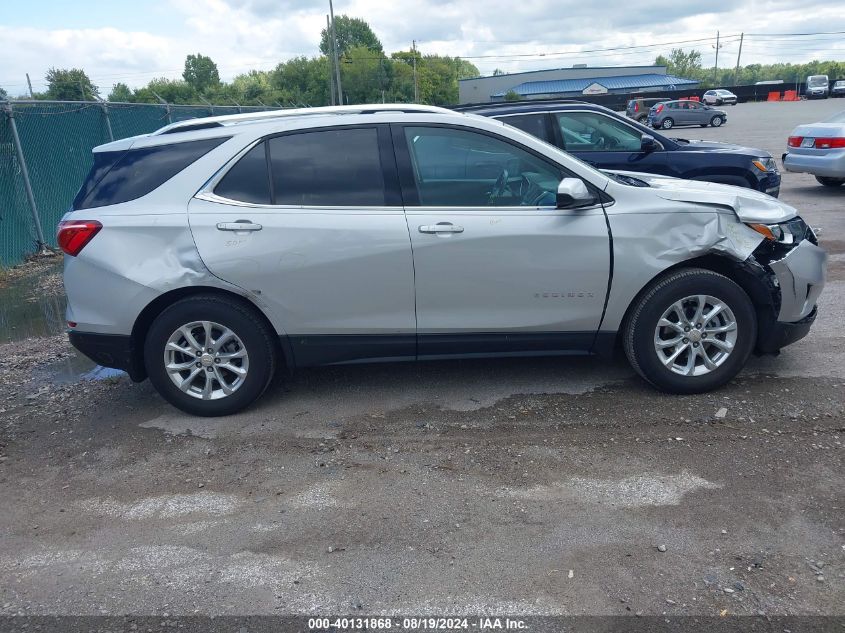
741;218;826;354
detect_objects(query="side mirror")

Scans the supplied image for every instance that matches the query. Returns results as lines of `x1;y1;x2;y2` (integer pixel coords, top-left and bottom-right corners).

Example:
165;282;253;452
556;178;595;209
641;134;658;153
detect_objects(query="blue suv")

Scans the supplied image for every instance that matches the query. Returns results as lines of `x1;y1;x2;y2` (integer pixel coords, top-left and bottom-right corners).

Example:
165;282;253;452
456;101;781;197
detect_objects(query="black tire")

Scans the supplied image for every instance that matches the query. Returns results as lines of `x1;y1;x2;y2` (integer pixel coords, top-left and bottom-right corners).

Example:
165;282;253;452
700;124;708;127
144;295;277;416
661;118;674;130
623;268;756;394
815;176;845;187
716;99;723;106
710;116;724;127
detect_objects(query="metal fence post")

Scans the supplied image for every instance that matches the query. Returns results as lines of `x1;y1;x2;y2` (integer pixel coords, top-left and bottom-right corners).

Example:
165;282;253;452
101;102;115;142
3;101;47;252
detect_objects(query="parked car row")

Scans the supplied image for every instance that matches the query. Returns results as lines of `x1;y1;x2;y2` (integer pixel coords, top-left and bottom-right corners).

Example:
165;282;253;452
61;103;825;416
783;109;845;187
458;100;780;196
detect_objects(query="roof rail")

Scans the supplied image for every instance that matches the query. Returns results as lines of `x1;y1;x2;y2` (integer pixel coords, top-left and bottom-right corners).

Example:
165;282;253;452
453;99;589;112
153;103;456;135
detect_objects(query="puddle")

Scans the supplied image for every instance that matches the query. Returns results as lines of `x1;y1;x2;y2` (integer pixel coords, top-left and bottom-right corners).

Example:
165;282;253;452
35;355;126;386
0;260;67;343
2;259;127;384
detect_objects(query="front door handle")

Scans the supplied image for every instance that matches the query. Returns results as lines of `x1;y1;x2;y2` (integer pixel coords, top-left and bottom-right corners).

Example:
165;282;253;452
217;221;263;232
418;222;464;234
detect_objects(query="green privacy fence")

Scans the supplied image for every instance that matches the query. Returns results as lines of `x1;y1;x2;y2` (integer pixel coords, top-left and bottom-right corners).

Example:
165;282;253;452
0;100;278;266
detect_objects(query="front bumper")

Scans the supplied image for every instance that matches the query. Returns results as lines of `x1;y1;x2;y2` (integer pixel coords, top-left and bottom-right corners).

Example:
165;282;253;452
757;307;817;354
782;150;845;178
768;239;827;323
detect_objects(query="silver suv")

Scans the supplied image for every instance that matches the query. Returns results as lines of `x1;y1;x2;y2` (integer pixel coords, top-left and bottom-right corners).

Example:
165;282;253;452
60;104;826;416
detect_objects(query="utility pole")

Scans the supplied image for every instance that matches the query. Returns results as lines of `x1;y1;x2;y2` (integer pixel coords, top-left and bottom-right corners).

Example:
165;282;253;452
326;14;336;105
712;30;723;85
329;0;343;105
26;73;34;98
733;33;744;86
412;40;418;103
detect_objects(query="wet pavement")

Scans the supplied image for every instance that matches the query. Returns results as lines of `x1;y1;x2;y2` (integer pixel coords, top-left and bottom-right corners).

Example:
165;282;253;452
0;101;842;617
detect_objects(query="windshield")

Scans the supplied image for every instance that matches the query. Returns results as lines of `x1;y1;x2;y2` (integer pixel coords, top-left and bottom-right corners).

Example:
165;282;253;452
808;76;828;87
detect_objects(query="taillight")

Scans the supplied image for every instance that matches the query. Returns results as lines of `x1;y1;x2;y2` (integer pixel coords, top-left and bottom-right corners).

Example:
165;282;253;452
655;104;664;114
787;136;803;147
814;137;845;149
634;102;639;112
57;220;102;256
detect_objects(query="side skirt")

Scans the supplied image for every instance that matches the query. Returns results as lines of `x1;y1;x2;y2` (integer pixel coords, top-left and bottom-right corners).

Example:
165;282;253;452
286;332;613;367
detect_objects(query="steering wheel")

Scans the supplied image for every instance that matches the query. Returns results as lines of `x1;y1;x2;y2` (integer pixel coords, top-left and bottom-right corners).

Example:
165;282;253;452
489;169;510;201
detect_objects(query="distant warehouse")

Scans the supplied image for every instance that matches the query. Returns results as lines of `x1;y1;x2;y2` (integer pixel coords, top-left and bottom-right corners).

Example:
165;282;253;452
459;64;699;104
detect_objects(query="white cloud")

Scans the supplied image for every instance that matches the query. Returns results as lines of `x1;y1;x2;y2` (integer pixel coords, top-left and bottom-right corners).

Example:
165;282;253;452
1;0;844;96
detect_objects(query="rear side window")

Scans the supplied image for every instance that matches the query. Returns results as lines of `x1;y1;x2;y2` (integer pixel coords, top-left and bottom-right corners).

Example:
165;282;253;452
268;128;385;206
74;137;228;210
499;114;552;143
214;143;272;204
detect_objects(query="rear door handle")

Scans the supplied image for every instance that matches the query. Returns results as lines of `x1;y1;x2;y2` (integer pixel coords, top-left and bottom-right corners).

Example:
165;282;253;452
419;222;464;234
216;221;263;232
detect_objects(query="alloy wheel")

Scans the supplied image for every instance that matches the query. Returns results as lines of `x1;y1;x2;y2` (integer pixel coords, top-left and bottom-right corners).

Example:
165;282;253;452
163;321;250;400
653;295;738;377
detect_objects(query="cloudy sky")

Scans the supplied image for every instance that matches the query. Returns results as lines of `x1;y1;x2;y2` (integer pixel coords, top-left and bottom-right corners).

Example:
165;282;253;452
2;0;844;95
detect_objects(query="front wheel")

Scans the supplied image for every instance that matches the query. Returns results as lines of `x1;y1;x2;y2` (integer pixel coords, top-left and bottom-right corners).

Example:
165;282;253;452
623;269;756;394
710;116;724;127
144;295;278;416
816;176;845;187
661;118;674;130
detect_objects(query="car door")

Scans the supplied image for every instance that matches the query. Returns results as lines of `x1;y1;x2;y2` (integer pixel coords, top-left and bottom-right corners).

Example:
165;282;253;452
685;101;706;124
188;125;417;366
394;123;610;356
552;110;670;175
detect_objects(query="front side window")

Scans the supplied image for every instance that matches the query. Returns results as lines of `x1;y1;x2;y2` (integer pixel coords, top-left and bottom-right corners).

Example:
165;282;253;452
555;112;643;152
268;128;385;206
404;126;561;207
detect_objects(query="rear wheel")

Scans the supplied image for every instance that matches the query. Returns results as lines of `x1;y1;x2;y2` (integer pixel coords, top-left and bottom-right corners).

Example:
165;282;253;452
710;116;724;127
816;176;845;187
661;118;674;130
144;295;277;416
623;269;756;394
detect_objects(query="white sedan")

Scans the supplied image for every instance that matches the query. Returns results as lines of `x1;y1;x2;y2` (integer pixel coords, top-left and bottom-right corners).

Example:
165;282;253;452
783;110;845;187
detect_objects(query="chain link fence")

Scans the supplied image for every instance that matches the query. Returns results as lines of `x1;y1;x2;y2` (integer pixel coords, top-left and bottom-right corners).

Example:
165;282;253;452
0;100;276;267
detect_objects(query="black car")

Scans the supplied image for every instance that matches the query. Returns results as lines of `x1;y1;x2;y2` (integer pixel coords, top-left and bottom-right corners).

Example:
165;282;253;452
455;101;781;197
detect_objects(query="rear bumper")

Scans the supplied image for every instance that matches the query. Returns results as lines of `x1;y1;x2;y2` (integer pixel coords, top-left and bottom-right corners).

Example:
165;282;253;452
68;331;146;382
782;150;845;178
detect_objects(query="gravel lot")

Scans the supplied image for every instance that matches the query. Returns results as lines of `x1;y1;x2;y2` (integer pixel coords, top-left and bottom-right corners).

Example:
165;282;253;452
0;100;843;617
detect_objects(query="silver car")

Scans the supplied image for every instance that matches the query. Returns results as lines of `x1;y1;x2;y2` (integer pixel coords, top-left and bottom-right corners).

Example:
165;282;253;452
648;100;728;130
783;110;845;187
60;105;826;416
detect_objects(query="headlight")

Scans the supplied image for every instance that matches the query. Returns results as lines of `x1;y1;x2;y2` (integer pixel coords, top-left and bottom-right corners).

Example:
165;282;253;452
747;217;811;245
752;157;778;173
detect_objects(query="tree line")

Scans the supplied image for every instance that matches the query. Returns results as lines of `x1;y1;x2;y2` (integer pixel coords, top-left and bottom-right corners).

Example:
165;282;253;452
1;16;479;107
655;48;845;87
2;19;844;107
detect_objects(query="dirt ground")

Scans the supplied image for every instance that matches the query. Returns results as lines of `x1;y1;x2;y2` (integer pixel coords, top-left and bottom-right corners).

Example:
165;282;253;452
0;100;842;617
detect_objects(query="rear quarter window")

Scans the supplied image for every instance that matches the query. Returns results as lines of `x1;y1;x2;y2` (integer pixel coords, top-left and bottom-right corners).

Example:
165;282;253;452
74;137;228;210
